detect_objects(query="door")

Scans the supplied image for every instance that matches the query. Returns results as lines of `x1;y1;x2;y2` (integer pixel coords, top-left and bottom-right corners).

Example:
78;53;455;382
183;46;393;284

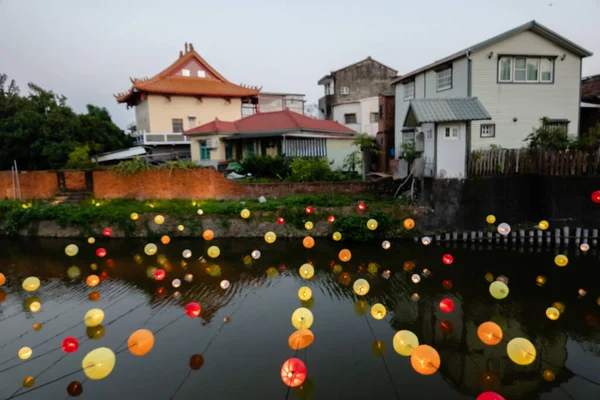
435;123;466;178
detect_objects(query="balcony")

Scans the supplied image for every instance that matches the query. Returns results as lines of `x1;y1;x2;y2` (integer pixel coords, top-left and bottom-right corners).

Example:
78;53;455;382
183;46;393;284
318;95;334;120
132;131;191;146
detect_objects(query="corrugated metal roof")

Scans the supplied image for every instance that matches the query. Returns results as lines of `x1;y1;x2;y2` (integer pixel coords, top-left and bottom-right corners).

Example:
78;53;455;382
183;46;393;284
408;98;491;123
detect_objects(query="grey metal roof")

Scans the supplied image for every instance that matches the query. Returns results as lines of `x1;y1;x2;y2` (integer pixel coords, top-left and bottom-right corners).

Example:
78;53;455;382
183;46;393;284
392;20;593;84
408;98;491;123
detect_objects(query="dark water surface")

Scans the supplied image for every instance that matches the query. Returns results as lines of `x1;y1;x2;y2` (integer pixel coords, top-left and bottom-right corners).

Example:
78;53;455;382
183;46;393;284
0;237;600;400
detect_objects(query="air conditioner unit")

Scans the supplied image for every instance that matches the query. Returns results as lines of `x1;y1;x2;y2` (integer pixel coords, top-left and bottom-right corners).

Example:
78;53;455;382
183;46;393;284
206;139;219;149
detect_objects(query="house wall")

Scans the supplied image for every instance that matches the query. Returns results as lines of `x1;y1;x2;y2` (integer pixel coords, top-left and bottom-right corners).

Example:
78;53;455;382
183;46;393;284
359;96;379;136
330;58;397;105
259;94;305;114
471;30;582;149
146;94;242;133
436;122;466;178
422;122;436;176
332;102;361;132
135;99;150;133
326;139;355;169
189;135;232;162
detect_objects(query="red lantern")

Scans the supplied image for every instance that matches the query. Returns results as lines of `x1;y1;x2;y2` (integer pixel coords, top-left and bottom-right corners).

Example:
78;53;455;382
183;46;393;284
305;206;314;215
277;217;285;225
592;191;600;204
442;254;454;265
103;228;112;237
280;358;306;387
67;381;83;397
189;354;204;370
99;271;108;281
185;302;201;318
328;215;335;223
154;269;166;281
442;279;453;289
62;336;79;353
440;320;454;335
95;248;107;258
357;202;366;211
106;259;115;268
439;298;455;313
477;392;505;400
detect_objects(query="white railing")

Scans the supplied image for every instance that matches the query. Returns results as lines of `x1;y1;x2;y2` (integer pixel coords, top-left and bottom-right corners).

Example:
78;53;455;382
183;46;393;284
132;131;191;145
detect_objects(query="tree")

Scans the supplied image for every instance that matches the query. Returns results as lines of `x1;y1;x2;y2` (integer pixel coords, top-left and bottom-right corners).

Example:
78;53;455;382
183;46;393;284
304;103;320;118
65;145;95;169
352;133;380;180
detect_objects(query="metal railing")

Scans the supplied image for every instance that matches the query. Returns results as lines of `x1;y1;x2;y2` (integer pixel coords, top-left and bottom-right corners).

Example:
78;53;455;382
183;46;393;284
132;132;191;145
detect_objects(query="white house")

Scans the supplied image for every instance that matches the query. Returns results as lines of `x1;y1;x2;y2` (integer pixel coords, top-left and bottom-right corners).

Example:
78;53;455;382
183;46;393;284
392;20;593;179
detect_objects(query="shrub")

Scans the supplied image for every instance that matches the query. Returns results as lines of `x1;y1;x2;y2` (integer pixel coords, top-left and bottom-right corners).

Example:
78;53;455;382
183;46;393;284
112;157;153;175
288;157;334;182
241;155;291;180
334;212;394;242
161;158;197;173
65;145;95;169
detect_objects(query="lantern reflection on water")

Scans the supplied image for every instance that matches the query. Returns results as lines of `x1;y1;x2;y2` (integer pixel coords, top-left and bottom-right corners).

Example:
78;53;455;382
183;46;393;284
410;345;440;375
353;279;370;296
507;337;536;365
477;322;503;346
393;330;419;356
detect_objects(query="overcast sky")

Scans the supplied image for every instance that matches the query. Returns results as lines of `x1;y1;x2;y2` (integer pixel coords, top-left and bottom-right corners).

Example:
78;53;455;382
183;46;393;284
1;0;599;129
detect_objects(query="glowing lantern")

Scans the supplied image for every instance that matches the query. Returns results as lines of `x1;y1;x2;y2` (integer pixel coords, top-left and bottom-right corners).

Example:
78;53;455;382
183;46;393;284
382;270;391;279
489;281;509;299
87;325;105;340
265;231;277;244
33;323;43;331
366;219;378;230
393;330;419;356
358;202;366;211
303;236;315;249
88;291;100;301
281;358;307;388
67;381;83;396
440;320;454;335
371;303;386;320
197;209;204;215
403;218;415;230
497;223;511;236
130;213;139;221
477;393;505;400
367;263;379;274
477;322;502;345
486;215;496;224
421;236;432;245
442;254;454;265
442;280;453;289
96;248;107;258
354;300;369;316
88;237;95;244
305;206;314;215
202;230;214;241
542;370;556;382
333;264;342;274
182;249;192;259
382;240;391;250
422;269;431;277
554;254;568;267
184;274;193;283
154;269;166;281
67;266;81;279
581;243;590;252
23;376;35;388
86;275;99;287
168;279;180;289
546;307;560;320
338;272;351;286
338;249;352;262
536;275;546;287
411;274;421;283
579;288;587;297
332;232;342;241
62;336;79;353
411;293;420;301
220;280;230;289
143;243;157;256
327;215;335;223
185;302;201;318
485;272;494;282
160;235;170;245
84;309;104;327
291;307;314;329
277;217;285;224
304;221;314;230
410;345;440;375
207;246;220;258
82;347;115;380
298;287;312;301
154;215;165;225
18;346;32;360
299;264;315;279
178;225;185;231
266;267;279;278
128;329;154;356
189;354;204;370
538;220;549;230
506;337;536;365
102;228;112;237
65;244;79;257
439;298;455;313
353;279;370;296
22;277;41;292
372;340;386;356
288;330;314;350
251;250;261;260
29;301;41;312
240;209;251;219
592;190;600;203
0;272;5;286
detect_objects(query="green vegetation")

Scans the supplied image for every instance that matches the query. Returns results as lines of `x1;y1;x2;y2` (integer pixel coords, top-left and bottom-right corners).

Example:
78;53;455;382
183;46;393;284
525;117;600;151
65;145;95;169
239;155;359;182
112;157;197;175
241;155;290;180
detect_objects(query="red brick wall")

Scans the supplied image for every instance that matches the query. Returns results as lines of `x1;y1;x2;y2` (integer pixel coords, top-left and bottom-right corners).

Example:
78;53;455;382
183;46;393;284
242;181;369;198
0;171;58;199
64;172;86;191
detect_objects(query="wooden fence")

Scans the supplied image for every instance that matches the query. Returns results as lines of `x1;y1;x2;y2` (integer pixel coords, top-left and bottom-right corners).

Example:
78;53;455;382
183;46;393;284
468;149;600;177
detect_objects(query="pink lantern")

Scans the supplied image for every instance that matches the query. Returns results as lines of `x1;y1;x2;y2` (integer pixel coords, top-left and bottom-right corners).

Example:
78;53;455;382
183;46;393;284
439;298;455;313
62;336;79;353
442;254;454;265
95;248;107;258
103;228;113;237
280;358;307;387
185;302;201;318
477;392;505;400
154;269;166;281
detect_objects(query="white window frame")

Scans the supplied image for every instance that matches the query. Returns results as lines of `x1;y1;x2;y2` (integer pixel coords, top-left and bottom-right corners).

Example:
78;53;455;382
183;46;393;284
498;57;512;82
403;81;415;101
344;113;357;124
197;70;206;78
526;58;539;82
370;112;379;123
480;123;495;138
514;57;527;82
340;86;350;95
181;69;191;77
540;58;553;82
444;126;459;140
436;68;452;91
499;56;554;83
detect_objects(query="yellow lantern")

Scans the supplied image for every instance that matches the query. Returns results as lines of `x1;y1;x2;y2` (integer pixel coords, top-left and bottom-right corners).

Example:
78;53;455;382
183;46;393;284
29;301;41;312
332;264;342;274
67;266;81;279
536;275;546;287
22;277;41;292
393;330;419;356
489;281;509;300
302;236;315;249
207;246;220;258
266;267;279;278
130;212;139;221
554;254;568;267
304;221;313;230
144;243;157;256
353;279;370;296
82;347;116;380
371;303;386;320
18;346;32;360
264;231;277;244
298;286;312;301
177;224;185;231
486;214;496;224
288;329;314;350
367;263;379;274
332;232;342;241
410;345;440;375
546;307;560;320
22;376;35;388
553;301;566;314
291;307;314;329
542;369;556;382
128;329;155;356
299;264;314;279
65;244;79;257
477;321;503;346
539;220;549;230
372;340;386;357
240;209;250;219
87;237;96;245
366;219;378;230
338;249;352;262
154;215;165;225
84;309;105;327
33;323;43;331
506;337;536;365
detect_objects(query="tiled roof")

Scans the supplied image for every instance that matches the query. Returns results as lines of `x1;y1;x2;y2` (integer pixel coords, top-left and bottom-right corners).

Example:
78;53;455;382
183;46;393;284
185;109;356;136
582;74;600;104
408;98;491;123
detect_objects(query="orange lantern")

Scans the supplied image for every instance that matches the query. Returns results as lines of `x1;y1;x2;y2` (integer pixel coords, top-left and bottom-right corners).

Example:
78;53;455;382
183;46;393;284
338;272;351;286
202;230;215;241
128;329;155;356
281;358;307;387
403;261;416;272
302;236;315;249
86;275;100;287
88;291;101;302
189;354;204;370
338;249;352;262
410;345;440;375
0;272;5;286
403;218;415;230
477;322;503;346
160;235;170;245
288;329;314;350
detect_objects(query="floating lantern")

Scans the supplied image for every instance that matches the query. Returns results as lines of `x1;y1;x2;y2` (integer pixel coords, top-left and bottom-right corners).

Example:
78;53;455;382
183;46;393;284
382;240;391;250
497;222;511;236
485;272;494;283
277;217;285;224
240;209;251;219
87;237;96;245
328;215;335;223
367;263;379;274
554;254;568;267
382;270;391;279
302;236;315;249
266;267;279;278
489;281;509;299
265;231;277;244
372;340;386;356
536;275;546;287
496;275;509;285
411;293;420;301
177;225;185;231
130;213;139;221
410;345;440;375
154;269;166;281
578;288;587;298
95;248;107;258
160;235;170;245
304;221;313;230
184;274;193;283
333;264;342;274
197;209;204;216
442;254;454;265
202;230;214;241
23;376;35;388
338;272;351;286
251;250;261;260
411;274;421;283
67;381;83;397
65;244;79;257
371;303;386;320
477;322;503;346
439;298;455;313
305;206;314;215
291;307;314;329
486;215;496;224
220;280;230;290
421;236;432;245
207;265;222;277
542;370;556;382
353;279;370;296
33;323;43;331
354;300;369;316
185;302;201;318
281;358;307;388
67;267;81;279
403;261;415;272
18;346;32;360
299;264;314;279
189;354;204;370
403;218;415;230
182;249;192;259
538;220;549;230
393;330;419;356
207;246;220;258
29;301;41;312
506;338;536;365
143;243;157;257
102;228;112;237
288;330;314;350
332;232;342;241
153;215;164;225
86;275;100;287
440;320;454;335
22;277;40;292
580;243;590;252
422;268;431;277
358;202;366;211
172;279;181;288
442;280;453;289
82;347;115;380
84;309;104;327
546;307;560;320
128;329;154;356
553;302;566;313
338;249;352;262
88;292;100;302
62;336;79;353
592;190;600;203
87;326;105;340
477;393;505;400
366;219;378;230
298;287;312;301
0;272;5;286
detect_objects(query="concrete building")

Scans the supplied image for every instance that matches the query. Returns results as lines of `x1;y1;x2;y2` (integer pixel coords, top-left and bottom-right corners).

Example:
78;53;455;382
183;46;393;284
376;90;396;172
243;92;306;117
318;57;397;136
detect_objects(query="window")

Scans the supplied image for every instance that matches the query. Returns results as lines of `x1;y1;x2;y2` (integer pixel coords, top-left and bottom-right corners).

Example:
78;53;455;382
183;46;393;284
543;119;569;133
199;141;211;160
245;141;255;157
188;116;196;128
480;124;495;138
182;69;190;77
514;58;527;82
425;129;434;141
436;67;452;91
526;58;539;81
498;56;554;83
540;58;553;82
379;104;383;119
370;112;379;123
499;57;512;81
172;118;184;133
403;81;415;100
444;126;459;140
225;142;233;160
340;86;350;95
197;70;206;78
344;113;357;124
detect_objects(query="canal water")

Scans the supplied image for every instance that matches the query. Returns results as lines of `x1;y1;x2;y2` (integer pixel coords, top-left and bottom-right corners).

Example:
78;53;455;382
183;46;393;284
0;237;599;400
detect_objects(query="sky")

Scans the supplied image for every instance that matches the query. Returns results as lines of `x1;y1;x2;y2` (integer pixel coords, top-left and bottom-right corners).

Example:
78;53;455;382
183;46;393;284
1;0;599;129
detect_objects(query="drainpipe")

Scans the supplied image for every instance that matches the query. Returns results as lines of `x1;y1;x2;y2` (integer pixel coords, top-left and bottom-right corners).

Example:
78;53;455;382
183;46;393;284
466;49;472;97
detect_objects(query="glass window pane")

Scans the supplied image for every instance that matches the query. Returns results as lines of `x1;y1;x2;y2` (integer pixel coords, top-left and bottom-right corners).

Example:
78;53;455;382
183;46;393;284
540;58;552;82
526;58;539;81
515;58;526;68
499;58;511;81
514;70;526;81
